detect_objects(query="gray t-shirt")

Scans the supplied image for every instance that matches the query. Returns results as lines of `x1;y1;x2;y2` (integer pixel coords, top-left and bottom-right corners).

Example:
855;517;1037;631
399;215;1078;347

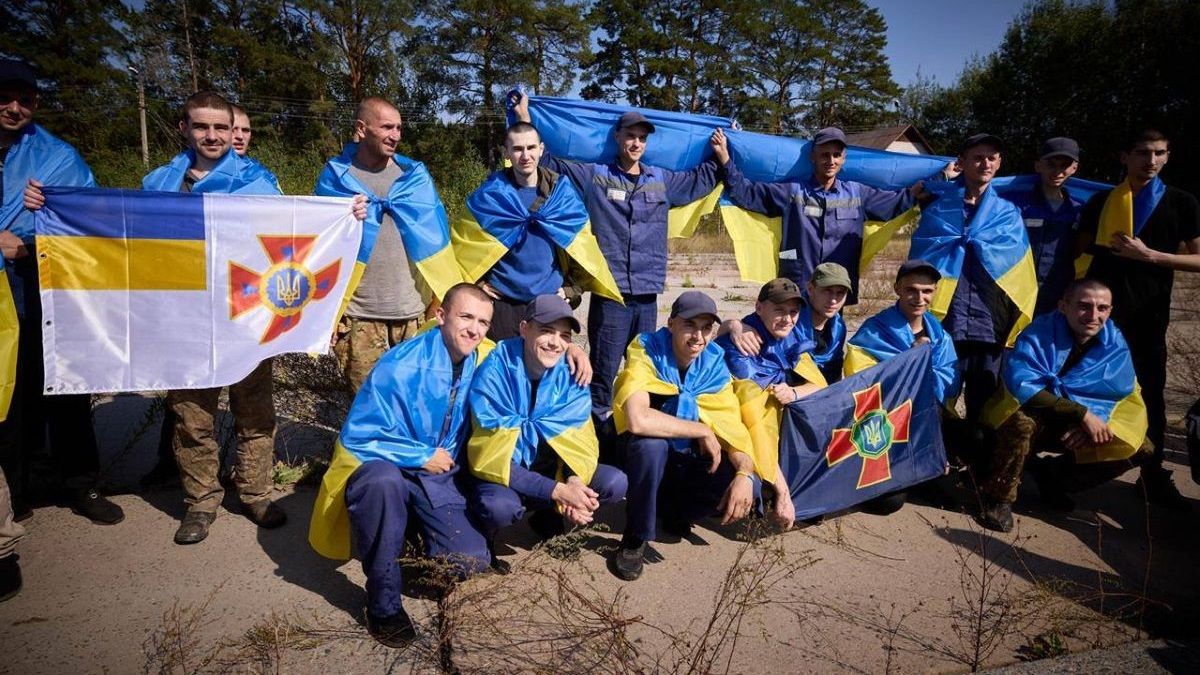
346;159;424;320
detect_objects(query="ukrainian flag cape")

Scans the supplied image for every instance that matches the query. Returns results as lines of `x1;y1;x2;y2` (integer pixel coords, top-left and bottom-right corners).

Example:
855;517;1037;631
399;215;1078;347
984;312;1146;462
1075;176;1166;277
844;305;960;404
314;144;461;306
467;337;598;487
910;182;1037;346
0;256;16;421
717;314;827;482
142;148;282;196
1;124;96;238
612;328;754;462
451;169;621;302
799;305;846;374
309;328;485;560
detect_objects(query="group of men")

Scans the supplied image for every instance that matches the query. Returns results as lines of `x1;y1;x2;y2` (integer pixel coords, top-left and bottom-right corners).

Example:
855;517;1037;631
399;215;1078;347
2;58;1198;651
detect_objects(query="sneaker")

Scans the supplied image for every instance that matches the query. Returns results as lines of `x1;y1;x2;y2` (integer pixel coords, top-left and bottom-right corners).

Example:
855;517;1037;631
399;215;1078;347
978;500;1014;533
610;542;646;581
1137;472;1191;512
173;511;216;545
72;488;125;525
240;500;287;529
0;555;21;602
367;608;417;648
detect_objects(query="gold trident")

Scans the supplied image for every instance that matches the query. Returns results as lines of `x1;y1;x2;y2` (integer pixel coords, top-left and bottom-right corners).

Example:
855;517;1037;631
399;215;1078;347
276;272;301;306
863;417;884;447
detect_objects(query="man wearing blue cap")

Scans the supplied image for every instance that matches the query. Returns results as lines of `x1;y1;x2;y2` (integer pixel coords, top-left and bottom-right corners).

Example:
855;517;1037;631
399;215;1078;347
1006;137;1085;316
512;93;725;420
710;127;949;305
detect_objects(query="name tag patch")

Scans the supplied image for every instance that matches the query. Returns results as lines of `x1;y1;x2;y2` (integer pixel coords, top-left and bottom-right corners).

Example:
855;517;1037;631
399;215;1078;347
1024;218;1044;229
803;205;824;218
779;249;798;260
606;188;627;202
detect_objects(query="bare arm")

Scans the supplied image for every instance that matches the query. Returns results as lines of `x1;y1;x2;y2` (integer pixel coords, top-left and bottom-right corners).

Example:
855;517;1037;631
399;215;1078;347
1109;235;1200;272
624;390;713;440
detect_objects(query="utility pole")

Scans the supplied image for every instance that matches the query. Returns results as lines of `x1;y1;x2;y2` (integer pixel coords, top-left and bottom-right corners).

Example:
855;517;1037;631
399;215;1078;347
128;66;149;170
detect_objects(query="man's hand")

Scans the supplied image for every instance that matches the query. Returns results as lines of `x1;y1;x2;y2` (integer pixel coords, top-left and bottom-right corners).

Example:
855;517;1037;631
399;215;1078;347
941;161;961;181
1109;233;1159;265
913;335;931;347
561;504;593;527
511;91;531;123
478;280;501;299
717;472;755;525
351;194;368;221
565;343;593;386
0;230;28;260
710;128;731;165
771;487;796;530
1079;411;1113;446
723;318;763;356
698;429;722;473
422;448;456;474
23;179;45;211
551;475;600;514
768;383;798;406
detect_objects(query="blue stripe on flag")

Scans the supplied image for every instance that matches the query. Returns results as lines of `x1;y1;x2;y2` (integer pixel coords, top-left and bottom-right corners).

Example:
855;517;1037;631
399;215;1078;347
39;187;205;240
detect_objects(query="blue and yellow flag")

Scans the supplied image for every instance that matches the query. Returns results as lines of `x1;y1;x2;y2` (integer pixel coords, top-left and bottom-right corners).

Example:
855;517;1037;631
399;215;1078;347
612;328;754;462
1074;176;1166;278
1;124;96;238
315;144;461;308
844;304;960;405
467;336;598;487
781;344;947;519
451;169;621;302
0;256;17;422
983;312;1146;463
717;314;827;482
909;182;1037;346
309;328;486;560
143;148;282;196
799;305;846;381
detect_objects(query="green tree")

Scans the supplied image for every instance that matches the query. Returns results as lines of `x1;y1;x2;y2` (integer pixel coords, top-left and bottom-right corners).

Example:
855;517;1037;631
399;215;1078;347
726;0;818;133
802;0;899;129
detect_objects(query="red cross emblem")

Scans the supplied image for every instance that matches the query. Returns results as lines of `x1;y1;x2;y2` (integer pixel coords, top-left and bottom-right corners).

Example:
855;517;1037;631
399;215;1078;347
229;235;341;344
825;382;912;489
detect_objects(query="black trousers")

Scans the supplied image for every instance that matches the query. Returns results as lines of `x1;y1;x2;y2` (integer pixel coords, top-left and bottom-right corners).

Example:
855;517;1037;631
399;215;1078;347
1118;317;1169;474
485;295;527;342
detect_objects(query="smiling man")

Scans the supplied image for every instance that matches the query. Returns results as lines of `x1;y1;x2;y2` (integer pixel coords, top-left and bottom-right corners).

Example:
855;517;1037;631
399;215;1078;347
977;280;1153;532
1076;129;1200;508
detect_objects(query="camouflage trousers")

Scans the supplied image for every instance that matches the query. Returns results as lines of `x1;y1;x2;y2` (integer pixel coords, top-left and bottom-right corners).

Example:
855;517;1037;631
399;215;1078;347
168;359;276;514
982;408;1152;504
332;315;421;395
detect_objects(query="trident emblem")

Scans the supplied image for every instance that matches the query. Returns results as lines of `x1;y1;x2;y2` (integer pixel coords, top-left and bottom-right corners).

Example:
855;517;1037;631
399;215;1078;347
825;382;912;489
276;271;302;307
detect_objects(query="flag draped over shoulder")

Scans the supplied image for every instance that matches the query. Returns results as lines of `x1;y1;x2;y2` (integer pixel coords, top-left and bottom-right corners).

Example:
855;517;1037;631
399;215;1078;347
0;256;16;422
35;187;361;393
1074;176;1165;277
142;149;282;196
315;144;460;304
844;305;960;404
451;170;621;301
0;124;96;238
467;337;598;487
612;327;753;461
799;305;845;375
309;329;483;560
780;344;946;519
983;312;1146;463
909;182;1037;346
718;314;827;483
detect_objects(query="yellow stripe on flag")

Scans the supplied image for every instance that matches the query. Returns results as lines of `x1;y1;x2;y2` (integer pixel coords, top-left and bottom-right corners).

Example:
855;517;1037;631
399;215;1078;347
308;442;364;560
668;185;724;239
0;272;17;422
37;236;206;290
721;205;782;284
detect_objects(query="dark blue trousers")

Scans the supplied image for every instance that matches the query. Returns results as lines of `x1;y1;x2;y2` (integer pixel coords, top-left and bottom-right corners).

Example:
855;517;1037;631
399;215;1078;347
588;294;659;417
471;464;628;538
954;340;1004;424
622;435;762;542
345;461;489;618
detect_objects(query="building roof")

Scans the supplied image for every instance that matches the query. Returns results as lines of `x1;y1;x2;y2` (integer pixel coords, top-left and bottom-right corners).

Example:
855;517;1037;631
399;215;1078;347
844;124;934;154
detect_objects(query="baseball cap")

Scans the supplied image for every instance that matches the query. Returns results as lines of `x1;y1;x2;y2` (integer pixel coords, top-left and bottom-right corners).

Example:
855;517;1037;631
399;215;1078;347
811;262;852;290
812;127;847;147
1039;137;1080;162
0;59;37;91
960;133;1004;154
670;291;720;322
758;278;805;304
895;259;942;284
523;294;581;333
617;111;656;134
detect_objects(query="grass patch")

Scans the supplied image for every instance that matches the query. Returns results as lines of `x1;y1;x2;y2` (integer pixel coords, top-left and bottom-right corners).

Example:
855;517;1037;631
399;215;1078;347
271;458;328;487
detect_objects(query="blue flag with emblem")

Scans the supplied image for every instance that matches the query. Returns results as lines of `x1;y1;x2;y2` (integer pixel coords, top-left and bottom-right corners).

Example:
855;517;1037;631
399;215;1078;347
780;344;946;519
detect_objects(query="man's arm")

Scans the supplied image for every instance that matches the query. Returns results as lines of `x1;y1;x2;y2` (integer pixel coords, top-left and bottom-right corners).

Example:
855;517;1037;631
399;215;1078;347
511;92;593;190
1110;234;1200;272
623;390;712;439
709;129;787;217
859;183;918;222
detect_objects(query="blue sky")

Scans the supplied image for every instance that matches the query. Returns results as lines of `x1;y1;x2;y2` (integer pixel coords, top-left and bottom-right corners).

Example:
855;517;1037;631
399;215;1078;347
868;0;1029;86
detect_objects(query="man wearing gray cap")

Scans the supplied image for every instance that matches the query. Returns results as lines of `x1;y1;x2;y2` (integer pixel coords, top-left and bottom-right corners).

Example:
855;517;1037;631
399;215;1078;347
608;291;759;580
1005;137;1085;316
511;93;724;420
710;127;949;305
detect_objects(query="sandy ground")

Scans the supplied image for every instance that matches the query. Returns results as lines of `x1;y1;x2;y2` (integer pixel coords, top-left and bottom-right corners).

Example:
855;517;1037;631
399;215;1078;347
3;253;1200;674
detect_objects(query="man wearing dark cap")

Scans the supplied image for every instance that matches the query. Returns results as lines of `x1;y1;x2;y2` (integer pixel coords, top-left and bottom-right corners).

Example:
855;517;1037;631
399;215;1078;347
716;277;831;530
468;294;627;551
608;291;759;580
0;58;124;525
1006;137;1085;316
512;93;725;420
710;127;950;305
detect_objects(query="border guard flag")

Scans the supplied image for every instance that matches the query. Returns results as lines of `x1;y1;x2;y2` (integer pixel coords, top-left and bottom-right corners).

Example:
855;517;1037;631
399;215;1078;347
34;187;361;394
780;344;946;520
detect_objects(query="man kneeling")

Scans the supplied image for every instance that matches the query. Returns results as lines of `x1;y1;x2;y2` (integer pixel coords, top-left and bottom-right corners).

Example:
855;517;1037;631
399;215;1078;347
610;291;760;581
468;295;627;557
308;283;495;647
978;279;1152;532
